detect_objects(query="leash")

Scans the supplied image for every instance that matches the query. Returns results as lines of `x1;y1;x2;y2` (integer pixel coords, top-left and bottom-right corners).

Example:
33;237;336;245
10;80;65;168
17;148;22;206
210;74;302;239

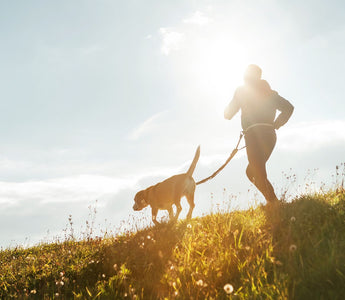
196;132;246;185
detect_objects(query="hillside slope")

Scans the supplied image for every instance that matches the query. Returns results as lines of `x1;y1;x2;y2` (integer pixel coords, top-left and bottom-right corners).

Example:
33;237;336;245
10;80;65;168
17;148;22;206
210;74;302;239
1;190;345;299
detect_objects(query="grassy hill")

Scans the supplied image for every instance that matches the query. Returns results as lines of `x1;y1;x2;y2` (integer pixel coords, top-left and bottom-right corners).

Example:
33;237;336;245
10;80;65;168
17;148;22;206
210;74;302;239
1;189;345;299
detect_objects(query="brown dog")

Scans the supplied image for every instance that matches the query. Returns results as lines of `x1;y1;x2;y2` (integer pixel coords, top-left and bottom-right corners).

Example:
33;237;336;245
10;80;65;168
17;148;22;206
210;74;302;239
133;146;200;225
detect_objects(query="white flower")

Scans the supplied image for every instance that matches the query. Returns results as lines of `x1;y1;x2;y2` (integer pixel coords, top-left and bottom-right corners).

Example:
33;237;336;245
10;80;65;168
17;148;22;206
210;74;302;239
223;283;234;294
30;289;37;294
289;244;297;252
290;216;296;222
187;224;192;229
102;274;106;278
196;279;204;286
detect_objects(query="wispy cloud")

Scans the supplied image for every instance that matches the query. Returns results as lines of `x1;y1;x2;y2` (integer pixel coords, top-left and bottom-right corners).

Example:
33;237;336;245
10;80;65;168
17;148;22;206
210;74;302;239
159;28;185;55
0;175;135;206
278;120;345;152
158;10;211;55
183;11;211;26
128;111;167;140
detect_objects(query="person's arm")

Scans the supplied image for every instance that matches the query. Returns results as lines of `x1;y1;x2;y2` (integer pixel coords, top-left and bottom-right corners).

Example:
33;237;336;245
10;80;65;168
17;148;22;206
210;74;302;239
272;91;294;130
224;88;241;120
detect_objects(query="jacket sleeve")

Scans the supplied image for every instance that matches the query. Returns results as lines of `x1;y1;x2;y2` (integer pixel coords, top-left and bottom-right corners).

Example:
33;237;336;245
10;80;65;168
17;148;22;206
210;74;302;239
272;91;294;129
224;88;241;120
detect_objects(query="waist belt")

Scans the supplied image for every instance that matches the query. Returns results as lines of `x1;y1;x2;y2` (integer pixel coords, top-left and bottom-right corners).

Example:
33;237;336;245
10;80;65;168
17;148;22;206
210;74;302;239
244;123;274;132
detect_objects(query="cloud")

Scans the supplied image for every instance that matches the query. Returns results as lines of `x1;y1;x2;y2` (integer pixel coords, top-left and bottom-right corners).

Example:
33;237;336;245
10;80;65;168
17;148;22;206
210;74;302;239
183;11;211;26
0;175;136;206
159;28;185;55
128;111;167;140
158;11;211;55
278;120;345;152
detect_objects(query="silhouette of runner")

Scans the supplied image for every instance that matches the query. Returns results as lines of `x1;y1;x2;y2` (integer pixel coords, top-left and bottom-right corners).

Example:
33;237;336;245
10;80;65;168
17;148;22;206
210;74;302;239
224;64;294;203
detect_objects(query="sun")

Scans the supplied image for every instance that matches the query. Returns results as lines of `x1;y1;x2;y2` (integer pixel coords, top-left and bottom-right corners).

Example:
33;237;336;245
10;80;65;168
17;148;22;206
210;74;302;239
176;36;251;114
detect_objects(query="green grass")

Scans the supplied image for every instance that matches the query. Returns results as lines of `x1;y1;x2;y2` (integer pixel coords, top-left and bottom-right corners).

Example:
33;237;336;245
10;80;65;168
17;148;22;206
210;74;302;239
1;189;345;299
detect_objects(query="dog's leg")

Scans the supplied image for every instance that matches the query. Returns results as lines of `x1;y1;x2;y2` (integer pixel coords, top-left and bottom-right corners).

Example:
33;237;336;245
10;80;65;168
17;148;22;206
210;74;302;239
175;201;182;220
151;207;159;225
186;191;195;220
168;206;174;222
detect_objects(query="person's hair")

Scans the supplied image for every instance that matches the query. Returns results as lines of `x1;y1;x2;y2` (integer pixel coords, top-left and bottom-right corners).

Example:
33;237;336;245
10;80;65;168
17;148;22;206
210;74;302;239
244;64;262;82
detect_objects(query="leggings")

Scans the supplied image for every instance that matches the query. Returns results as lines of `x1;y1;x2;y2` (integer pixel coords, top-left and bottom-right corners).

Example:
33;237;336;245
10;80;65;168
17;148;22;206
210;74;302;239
244;126;278;203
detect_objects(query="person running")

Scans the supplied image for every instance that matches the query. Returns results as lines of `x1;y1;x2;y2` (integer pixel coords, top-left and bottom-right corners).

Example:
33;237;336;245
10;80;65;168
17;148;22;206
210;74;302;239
224;64;294;203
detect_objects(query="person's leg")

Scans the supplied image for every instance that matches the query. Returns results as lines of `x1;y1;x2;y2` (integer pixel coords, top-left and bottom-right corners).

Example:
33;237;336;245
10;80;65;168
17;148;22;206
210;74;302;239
245;128;278;203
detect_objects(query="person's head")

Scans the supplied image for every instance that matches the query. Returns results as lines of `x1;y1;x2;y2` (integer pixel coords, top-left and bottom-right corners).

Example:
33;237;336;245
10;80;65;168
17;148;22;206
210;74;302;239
244;64;262;85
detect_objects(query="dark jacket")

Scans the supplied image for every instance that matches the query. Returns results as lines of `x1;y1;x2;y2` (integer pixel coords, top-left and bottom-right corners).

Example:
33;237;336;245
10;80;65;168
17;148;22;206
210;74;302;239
224;80;294;130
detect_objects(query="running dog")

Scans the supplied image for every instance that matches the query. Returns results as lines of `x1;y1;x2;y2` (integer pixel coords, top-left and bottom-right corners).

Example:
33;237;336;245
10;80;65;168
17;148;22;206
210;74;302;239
133;146;200;225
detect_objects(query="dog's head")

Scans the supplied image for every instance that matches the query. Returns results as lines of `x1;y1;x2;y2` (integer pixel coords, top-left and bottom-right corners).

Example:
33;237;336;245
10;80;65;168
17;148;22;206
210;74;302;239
133;190;149;211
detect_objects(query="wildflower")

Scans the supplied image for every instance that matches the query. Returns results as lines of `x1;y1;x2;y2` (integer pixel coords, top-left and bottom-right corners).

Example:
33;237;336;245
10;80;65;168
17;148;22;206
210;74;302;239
196;279;204;286
102;274;106;278
147;235;151;240
124;293;128;297
289;244;297;252
275;260;283;266
290;216;296;222
60;281;64;286
174;291;179;296
30;289;37;294
223;283;234;294
187;224;192;229
113;264;118;271
244;246;250;251
60;271;64;277
55;293;59;297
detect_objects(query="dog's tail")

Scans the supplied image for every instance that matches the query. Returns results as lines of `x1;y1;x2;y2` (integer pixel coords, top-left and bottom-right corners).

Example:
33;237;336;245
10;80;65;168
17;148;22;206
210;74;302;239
186;145;200;177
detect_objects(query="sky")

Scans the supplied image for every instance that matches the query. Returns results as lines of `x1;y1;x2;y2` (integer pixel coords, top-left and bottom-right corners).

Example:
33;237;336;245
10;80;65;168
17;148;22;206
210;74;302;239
0;0;344;248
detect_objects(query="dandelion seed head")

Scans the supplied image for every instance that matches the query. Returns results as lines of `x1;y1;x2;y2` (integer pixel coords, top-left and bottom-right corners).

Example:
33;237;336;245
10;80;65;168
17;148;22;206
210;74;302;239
289;244;297;252
224;283;234;294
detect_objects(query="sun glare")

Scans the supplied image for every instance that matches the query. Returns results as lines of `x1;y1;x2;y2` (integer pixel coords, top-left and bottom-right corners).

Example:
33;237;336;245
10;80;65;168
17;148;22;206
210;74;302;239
173;33;253;114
